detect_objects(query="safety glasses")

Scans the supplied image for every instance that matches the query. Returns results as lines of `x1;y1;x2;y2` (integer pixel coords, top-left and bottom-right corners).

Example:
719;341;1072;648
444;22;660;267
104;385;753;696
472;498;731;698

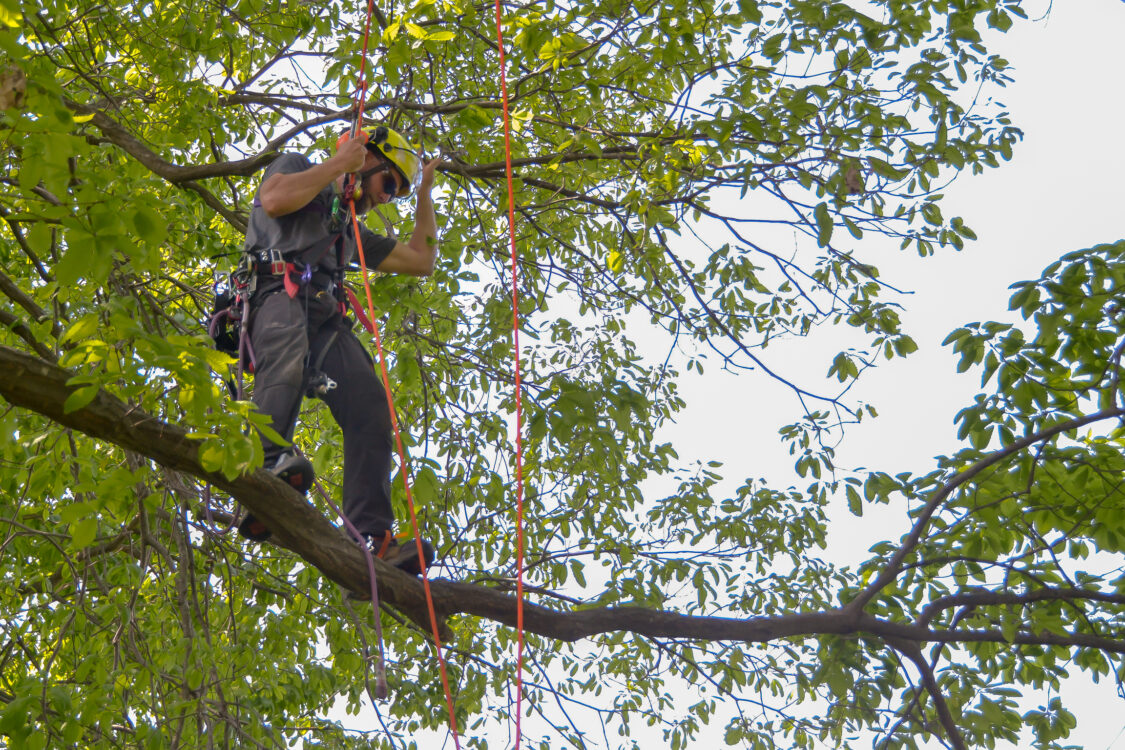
380;168;399;199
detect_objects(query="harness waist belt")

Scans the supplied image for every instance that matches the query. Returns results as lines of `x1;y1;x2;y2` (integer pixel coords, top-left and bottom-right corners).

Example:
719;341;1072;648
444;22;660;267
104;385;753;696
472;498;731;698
249;250;339;291
258;268;337;291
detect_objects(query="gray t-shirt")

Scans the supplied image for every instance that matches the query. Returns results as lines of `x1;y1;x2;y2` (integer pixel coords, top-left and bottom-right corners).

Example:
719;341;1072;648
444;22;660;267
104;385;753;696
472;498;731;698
243;153;396;273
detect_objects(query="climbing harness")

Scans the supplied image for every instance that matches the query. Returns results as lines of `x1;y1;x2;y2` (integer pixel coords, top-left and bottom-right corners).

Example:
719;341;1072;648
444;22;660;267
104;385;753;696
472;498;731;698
210;199;377;386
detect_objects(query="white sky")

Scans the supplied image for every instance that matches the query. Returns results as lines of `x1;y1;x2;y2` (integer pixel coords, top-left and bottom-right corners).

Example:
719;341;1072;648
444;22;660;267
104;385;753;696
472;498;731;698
658;0;1125;745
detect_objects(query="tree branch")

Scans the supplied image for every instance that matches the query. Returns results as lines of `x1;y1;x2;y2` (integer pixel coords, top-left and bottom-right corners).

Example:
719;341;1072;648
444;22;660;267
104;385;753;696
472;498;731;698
4;343;1125;658
887;639;968;750
917;586;1125;629
847;408;1125;613
0;308;55;361
74;105;281;182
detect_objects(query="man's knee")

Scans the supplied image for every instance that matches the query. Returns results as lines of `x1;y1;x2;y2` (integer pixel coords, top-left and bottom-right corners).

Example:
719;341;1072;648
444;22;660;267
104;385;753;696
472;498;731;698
258;357;307;393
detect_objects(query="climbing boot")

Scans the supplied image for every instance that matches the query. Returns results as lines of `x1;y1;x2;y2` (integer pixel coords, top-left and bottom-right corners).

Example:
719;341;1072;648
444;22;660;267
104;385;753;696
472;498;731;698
238;453;316;541
363;531;436;576
270;452;315;494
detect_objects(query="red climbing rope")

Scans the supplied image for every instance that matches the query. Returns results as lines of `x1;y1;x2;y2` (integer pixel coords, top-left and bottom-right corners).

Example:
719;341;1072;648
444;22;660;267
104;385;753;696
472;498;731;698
352;0;375;132
491;1;527;745
346;0;462;745
349;208;461;747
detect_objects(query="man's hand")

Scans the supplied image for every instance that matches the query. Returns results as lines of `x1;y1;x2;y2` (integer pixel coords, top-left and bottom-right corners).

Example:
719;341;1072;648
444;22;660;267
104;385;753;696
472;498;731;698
332;137;369;175
374;156;443;277
418;157;442;193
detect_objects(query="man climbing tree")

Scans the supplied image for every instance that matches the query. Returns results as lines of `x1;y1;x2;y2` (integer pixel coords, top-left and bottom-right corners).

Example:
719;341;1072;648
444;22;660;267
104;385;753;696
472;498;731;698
237;125;440;574
11;0;1125;746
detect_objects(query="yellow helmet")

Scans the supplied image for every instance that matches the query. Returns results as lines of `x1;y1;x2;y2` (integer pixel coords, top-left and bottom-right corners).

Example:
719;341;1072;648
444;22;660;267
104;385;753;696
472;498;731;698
368;125;420;198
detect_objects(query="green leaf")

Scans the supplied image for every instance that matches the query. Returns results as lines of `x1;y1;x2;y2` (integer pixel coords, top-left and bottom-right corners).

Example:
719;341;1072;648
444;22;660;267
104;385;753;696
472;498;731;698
0;0;21;29
131;205;167;246
63;384;99;413
199;440;225;473
814;202;833;247
70;517;98;548
845;485;862;516
570;560;586;587
868;157;908;181
60;315;99;345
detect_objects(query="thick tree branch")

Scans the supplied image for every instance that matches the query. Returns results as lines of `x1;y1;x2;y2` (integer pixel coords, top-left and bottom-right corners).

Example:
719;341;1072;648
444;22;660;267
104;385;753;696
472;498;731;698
74;105;281;182
4;343;1125;660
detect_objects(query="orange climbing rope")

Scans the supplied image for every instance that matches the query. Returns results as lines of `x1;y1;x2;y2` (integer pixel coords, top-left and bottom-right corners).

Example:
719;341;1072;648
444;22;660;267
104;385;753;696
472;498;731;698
346;0;526;743
490;0;527;744
346;0;462;746
348;212;462;745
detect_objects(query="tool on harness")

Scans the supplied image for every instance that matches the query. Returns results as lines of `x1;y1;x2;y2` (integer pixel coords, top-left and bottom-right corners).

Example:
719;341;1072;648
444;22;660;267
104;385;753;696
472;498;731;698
304;328;341;400
209;272;240;356
208;264;255;367
306;371;338;398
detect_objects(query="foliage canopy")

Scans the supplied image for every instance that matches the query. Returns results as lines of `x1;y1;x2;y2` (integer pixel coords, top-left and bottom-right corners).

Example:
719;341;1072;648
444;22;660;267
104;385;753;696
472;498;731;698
4;0;1123;748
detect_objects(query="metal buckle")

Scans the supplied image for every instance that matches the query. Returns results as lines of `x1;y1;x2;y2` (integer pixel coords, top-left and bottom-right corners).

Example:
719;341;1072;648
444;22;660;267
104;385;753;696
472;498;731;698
306;372;338;399
267;249;285;276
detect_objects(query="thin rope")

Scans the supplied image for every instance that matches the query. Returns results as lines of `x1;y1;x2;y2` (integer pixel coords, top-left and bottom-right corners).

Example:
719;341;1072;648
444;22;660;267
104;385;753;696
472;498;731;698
352;0;375;131
348;207;462;747
308;469;390;699
345;0;462;741
491;0;527;744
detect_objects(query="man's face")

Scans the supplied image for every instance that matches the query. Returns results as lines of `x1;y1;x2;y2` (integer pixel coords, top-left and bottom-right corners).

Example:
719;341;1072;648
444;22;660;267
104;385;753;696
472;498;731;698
358;150;399;213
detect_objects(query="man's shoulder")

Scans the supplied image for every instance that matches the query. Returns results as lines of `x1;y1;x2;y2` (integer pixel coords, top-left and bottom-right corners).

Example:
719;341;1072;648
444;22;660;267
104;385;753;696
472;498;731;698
265;152;316;177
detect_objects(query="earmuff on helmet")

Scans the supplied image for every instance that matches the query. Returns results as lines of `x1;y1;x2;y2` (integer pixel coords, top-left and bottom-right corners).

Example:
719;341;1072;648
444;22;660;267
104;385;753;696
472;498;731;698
335;125;421;198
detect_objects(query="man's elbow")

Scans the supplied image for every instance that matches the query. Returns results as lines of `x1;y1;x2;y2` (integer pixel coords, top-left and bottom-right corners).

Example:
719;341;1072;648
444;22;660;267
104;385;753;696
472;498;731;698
259;193;291;218
410;257;436;277
257;177;298;218
408;244;438;277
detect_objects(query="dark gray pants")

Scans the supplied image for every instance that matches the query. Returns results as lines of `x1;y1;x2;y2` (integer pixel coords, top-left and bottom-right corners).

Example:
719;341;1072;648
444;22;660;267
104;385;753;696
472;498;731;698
248;285;394;537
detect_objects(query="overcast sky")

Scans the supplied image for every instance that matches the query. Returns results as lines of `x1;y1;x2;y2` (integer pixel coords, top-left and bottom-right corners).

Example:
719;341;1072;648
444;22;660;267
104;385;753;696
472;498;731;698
654;1;1125;745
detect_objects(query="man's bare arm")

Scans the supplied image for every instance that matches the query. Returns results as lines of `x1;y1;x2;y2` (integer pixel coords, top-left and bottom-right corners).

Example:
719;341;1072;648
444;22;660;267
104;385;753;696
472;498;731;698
374;158;442;277
258;140;367;217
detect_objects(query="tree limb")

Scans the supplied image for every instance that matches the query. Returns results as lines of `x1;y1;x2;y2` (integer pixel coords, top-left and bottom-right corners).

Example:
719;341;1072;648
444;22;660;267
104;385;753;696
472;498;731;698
887;639;968;750
847;408;1125;613
917;586;1125;629
4;343;1125;657
0;308;55;361
72;104;281;183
